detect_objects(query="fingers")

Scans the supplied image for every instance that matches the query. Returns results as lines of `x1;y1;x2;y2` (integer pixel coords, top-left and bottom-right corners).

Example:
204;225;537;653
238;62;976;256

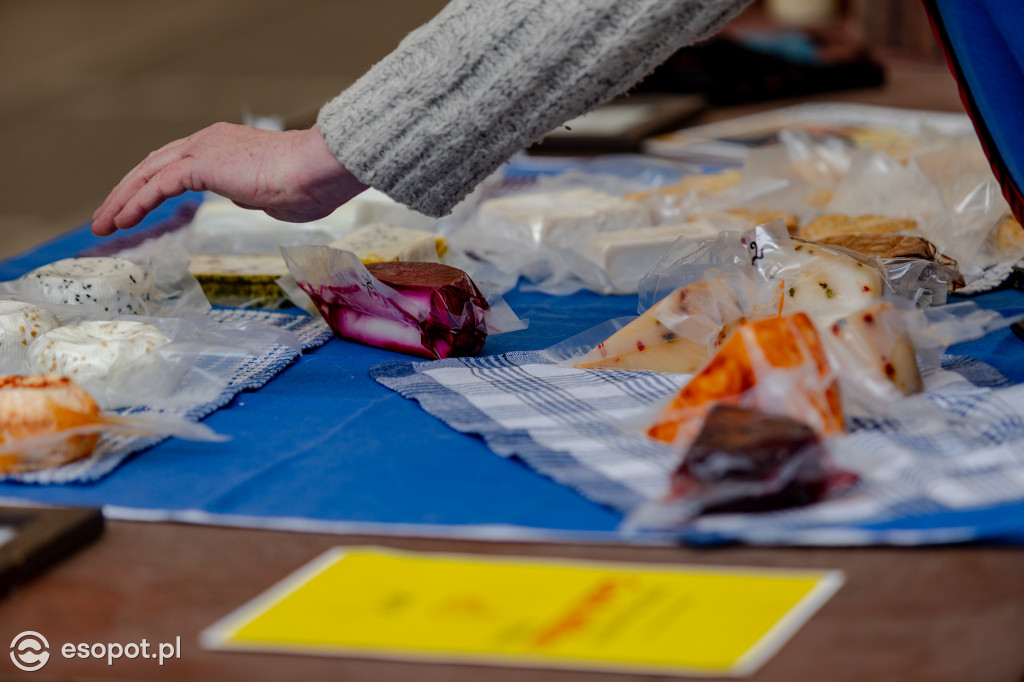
91;137;190;236
107;157;198;231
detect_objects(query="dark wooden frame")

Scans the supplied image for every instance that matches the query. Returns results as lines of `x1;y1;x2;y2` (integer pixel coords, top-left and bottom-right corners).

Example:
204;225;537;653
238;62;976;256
0;506;103;594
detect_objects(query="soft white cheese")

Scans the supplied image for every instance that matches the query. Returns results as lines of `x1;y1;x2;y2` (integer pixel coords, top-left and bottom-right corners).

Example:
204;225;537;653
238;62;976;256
21;257;154;315
328;223;446;263
0;300;61;371
576;222;720;293
477;188;651;249
28;320;171;385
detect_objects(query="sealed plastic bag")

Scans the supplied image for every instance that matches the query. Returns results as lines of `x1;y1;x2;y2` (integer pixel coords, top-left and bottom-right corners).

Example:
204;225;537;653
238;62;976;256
0;374;224;473
569;221;887;374
623;404;852;531
282;245;525;360
185;193;359;255
0;234;210;319
3;311;300;410
443;157;699;295
645;312;845;449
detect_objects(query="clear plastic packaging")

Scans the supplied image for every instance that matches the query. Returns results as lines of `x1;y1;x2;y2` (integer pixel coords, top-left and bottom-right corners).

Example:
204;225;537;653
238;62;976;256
622;403;856;532
281;246;525;360
185;193;361;255
623;404;853;531
1;311;300;410
565;221;884;374
0;234;210;319
443;158;701;295
912;136;1014;272
0;374;225;473
644;312;844;450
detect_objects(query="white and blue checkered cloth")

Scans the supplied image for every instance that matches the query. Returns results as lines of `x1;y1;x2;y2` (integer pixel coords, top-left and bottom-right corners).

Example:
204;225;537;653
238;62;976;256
4;309;333;485
372;351;1024;545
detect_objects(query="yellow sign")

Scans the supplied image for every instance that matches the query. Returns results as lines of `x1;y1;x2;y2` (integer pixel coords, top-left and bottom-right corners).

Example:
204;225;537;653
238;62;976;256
202;547;842;677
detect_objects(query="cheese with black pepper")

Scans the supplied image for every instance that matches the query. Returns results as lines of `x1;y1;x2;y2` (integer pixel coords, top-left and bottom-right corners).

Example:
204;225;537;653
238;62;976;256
21;257;154;315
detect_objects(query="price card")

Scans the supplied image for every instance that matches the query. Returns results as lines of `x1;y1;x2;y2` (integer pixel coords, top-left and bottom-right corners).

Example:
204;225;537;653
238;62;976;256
202;547;842;677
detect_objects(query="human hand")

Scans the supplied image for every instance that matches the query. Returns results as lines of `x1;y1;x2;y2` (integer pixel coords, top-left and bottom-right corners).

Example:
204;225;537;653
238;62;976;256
91;123;367;236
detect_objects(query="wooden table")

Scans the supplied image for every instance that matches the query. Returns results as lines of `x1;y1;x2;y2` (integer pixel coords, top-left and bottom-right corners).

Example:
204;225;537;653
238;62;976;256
5;59;1023;682
2;524;1024;681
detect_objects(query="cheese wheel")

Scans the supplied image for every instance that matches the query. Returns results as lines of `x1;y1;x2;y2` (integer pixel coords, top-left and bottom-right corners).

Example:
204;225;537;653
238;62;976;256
0;300;60;369
0;374;102;473
22;257;154;314
28;320;171;384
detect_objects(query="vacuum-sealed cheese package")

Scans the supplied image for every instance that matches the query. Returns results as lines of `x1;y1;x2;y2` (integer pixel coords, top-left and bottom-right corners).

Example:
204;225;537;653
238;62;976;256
624;404;853;531
282;246;525;360
1;234;210;319
645;312;845;449
3;312;300;411
0;374;224;474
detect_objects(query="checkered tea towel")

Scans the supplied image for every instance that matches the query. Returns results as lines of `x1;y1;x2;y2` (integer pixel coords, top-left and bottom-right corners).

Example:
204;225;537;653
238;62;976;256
4;309;333;485
372;351;1024;545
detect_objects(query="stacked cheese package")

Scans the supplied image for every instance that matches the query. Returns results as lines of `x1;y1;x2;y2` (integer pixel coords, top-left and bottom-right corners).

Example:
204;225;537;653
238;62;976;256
560;220;1010;529
0;246;242;472
185;189;446;308
453;183;740;296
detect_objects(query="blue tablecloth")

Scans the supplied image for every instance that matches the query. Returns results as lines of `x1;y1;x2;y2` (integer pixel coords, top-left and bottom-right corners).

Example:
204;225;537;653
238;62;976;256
2;194;1023;543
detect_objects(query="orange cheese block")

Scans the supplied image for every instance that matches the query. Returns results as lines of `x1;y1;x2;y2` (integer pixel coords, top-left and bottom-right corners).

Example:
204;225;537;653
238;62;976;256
0;374;102;473
647;312;844;445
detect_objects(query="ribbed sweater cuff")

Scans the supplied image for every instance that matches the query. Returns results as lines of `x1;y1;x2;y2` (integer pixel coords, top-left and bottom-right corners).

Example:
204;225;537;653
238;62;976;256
318;0;748;217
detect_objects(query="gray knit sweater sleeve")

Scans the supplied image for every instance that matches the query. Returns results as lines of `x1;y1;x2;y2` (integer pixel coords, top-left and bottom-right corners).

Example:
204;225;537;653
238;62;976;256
317;0;750;217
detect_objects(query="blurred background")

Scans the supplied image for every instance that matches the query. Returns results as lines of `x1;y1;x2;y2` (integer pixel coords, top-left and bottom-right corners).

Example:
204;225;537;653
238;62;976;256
0;0;962;259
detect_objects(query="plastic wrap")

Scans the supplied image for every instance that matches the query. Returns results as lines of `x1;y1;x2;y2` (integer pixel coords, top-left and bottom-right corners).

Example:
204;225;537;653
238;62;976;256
0;234;210;319
624;405;852;531
1;311;300;411
645;312;844;449
444;158;702;295
282;245;525;360
0;374;225;473
185;193;360;255
913;136;1015;272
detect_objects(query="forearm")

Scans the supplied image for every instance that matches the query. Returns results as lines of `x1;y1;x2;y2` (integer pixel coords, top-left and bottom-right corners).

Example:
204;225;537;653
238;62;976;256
318;0;750;217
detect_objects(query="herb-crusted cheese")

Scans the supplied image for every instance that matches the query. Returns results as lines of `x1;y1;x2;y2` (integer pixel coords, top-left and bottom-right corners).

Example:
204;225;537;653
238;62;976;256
779;243;883;327
328;223;446;264
477;188;651;248
28;320;171;385
0;300;61;370
188;254;290;307
22;257;154;315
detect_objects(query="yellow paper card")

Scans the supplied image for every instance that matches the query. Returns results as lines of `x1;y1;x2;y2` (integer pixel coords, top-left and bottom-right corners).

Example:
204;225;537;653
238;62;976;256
202;547;843;677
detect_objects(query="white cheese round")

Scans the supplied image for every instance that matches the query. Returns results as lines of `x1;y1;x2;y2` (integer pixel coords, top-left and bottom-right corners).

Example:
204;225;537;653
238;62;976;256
22;257;154;315
0;300;61;370
27;320;171;385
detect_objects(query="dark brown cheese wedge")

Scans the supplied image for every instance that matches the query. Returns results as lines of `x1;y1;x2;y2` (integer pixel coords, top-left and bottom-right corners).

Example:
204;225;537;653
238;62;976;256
669;404;829;514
